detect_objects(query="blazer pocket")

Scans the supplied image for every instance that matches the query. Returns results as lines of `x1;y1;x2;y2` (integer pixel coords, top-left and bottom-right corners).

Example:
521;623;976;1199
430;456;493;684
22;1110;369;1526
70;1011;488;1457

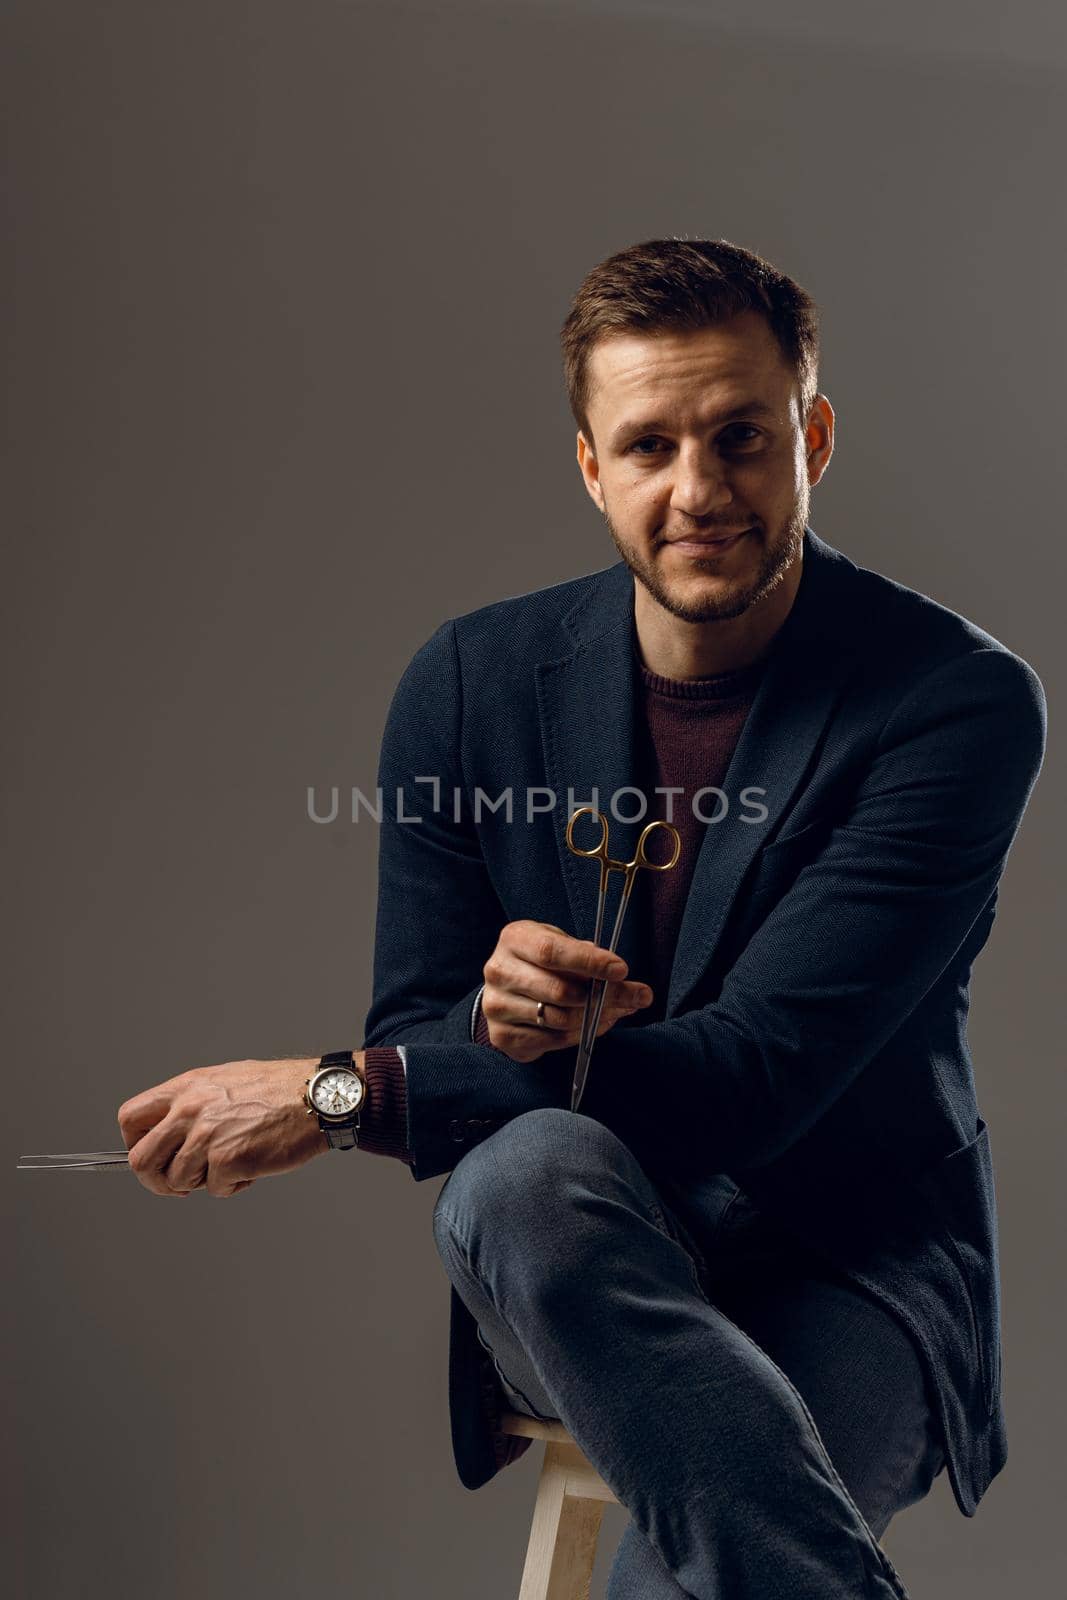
757;816;830;859
744;818;830;909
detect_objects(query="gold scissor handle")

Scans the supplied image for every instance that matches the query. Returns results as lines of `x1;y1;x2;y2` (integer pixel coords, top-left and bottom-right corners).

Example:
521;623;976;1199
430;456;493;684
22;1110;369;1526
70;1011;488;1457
566;807;681;875
632;818;682;872
565;806;616;864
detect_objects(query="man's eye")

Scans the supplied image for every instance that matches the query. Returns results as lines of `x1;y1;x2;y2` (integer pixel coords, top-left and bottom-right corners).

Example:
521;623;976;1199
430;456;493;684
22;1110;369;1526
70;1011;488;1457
721;425;762;449
627;426;763;457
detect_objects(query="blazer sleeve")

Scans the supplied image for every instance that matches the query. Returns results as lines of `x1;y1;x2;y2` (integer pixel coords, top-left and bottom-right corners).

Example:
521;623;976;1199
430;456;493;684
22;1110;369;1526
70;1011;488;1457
578;647;1047;1172
361;620;573;1179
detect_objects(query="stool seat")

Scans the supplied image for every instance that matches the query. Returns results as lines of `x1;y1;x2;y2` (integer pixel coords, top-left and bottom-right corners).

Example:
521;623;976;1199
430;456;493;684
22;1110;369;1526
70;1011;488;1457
499;1409;617;1600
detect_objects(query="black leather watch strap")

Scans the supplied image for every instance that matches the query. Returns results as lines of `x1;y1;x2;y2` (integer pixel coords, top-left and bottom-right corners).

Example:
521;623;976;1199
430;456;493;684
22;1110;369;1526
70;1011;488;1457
323;1123;360;1150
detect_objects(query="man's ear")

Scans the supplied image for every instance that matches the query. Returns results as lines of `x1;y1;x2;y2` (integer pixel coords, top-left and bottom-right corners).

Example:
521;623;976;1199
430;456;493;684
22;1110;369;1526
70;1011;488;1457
805;394;835;488
576;429;605;512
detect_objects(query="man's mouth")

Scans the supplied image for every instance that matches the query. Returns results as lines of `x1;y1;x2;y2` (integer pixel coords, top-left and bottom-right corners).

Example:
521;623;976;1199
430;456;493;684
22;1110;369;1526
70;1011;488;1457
666;527;755;552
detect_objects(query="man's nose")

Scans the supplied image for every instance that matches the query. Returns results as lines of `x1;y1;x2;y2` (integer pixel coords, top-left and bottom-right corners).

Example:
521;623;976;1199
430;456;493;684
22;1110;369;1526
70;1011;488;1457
668;444;735;517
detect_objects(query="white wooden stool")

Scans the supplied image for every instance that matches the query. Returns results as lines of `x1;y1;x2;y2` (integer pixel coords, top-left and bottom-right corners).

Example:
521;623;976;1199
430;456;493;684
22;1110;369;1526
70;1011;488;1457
500;1409;618;1600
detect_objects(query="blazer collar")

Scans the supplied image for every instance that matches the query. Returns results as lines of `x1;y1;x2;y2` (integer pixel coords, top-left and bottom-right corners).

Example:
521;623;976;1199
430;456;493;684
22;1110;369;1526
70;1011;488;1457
534;528;873;1015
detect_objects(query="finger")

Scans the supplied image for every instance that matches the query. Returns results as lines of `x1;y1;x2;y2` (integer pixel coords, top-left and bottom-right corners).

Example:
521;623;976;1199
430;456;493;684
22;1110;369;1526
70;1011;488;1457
520;998;575;1031
482;977;581;1032
483;982;642;1038
484;951;587;1013
527;970;651;1014
605;979;654;1009
488;950;649;1014
490;1019;573;1055
498;988;640;1053
127;1115;193;1197
205;1172;253;1198
117;1075;189;1149
505;921;629;983
164;1153;208;1194
545;990;647;1033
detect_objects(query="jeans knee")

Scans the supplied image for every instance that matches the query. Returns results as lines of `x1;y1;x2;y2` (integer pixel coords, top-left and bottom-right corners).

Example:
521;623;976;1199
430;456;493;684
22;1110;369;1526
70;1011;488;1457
433;1107;568;1240
496;1105;629;1172
433;1106;642;1258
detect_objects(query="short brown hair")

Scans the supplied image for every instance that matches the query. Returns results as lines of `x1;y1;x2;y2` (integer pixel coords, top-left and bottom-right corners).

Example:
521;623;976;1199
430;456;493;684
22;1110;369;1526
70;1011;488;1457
560;237;820;447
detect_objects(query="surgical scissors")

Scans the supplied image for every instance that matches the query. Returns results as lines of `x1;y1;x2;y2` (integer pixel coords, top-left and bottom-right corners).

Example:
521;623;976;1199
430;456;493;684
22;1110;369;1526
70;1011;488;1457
565;806;681;1113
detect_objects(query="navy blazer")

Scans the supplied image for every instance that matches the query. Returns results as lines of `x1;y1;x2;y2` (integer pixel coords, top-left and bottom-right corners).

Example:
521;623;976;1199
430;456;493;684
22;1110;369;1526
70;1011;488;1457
362;528;1046;1517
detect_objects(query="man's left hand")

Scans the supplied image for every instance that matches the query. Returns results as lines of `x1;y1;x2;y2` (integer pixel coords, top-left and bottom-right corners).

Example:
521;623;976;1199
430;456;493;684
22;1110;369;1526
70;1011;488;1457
117;1056;345;1199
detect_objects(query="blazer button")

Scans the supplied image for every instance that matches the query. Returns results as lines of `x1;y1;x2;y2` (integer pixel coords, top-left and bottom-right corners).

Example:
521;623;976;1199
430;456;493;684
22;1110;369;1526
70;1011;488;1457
468;1118;499;1136
448;1120;467;1143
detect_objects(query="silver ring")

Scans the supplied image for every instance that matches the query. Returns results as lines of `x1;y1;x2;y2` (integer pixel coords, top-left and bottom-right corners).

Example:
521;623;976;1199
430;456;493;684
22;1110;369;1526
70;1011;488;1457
535;1000;546;1028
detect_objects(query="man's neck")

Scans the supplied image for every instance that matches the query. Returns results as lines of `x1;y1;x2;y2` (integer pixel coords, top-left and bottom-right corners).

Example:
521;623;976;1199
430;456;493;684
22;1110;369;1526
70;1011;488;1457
633;555;802;680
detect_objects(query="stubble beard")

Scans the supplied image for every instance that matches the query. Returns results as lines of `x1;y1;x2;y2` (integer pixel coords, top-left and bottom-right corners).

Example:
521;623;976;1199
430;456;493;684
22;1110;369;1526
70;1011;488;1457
602;496;808;624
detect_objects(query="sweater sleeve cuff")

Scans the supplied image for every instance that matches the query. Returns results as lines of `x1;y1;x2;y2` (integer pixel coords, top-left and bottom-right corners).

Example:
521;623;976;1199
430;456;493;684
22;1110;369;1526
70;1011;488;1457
473;986;493;1046
358;1048;413;1163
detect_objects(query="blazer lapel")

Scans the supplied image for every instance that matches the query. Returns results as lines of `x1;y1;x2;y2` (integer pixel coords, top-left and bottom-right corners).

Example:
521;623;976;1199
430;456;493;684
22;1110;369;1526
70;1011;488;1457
535;531;871;1017
535;561;649;978
668;532;874;1014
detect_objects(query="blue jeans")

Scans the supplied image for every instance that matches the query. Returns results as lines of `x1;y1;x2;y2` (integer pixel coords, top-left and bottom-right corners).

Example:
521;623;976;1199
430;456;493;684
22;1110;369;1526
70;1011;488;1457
432;1108;945;1600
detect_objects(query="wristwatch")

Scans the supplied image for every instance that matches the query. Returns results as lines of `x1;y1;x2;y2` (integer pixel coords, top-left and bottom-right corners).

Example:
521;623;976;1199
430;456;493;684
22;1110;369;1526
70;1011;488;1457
303;1050;367;1150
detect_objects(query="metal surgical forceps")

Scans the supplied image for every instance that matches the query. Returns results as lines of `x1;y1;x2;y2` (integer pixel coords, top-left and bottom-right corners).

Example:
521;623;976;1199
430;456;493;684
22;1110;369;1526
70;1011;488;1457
18;1150;132;1172
565;806;681;1113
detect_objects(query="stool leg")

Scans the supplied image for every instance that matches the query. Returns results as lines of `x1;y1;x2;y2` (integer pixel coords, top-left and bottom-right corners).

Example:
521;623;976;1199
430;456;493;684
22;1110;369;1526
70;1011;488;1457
517;1441;609;1600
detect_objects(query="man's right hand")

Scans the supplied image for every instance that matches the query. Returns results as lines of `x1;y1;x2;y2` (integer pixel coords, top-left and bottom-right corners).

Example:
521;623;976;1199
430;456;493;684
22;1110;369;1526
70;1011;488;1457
480;920;653;1063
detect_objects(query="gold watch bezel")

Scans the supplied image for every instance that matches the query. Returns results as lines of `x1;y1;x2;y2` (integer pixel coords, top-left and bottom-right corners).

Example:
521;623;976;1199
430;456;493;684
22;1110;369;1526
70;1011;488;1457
304;1063;366;1123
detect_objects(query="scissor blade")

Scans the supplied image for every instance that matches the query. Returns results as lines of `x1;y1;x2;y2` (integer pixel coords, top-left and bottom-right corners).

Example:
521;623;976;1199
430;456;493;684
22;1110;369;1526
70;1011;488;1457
570;1045;591;1113
571;977;603;1112
18;1151;132;1171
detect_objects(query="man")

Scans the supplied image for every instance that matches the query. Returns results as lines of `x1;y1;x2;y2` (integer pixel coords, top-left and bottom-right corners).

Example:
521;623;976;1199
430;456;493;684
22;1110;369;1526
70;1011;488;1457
118;239;1046;1598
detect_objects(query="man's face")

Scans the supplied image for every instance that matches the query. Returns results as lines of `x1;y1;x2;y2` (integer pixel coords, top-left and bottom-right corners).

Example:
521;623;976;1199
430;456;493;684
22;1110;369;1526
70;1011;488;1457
576;312;834;625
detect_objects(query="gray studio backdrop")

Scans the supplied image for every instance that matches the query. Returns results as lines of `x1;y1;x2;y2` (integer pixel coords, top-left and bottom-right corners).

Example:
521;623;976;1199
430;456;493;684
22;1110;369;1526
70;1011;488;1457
6;3;1063;1596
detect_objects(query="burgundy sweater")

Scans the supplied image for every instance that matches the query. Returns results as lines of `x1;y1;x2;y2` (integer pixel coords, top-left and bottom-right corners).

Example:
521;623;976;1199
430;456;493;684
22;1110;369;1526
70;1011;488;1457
357;656;766;1163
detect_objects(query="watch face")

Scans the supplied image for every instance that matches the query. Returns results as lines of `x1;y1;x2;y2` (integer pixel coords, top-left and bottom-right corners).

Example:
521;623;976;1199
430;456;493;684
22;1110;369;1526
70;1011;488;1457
310;1067;364;1120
